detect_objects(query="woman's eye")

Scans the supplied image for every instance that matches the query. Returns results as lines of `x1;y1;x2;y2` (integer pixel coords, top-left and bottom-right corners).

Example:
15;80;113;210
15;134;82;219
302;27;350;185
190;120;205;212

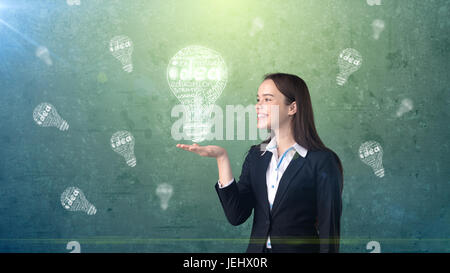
265;98;271;102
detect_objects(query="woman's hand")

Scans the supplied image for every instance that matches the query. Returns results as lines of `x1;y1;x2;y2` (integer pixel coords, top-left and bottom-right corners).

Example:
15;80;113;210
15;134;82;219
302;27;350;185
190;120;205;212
176;143;227;159
177;143;233;186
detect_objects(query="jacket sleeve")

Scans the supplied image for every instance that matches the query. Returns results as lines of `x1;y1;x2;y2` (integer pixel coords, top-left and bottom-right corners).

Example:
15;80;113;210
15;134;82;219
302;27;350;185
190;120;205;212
316;152;343;253
214;148;255;226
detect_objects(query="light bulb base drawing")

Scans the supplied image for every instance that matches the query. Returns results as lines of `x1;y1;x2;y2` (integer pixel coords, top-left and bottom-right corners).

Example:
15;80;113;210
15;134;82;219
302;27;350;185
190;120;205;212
125;156;137;167
183;122;209;143
160;203;169;210
59;120;69;131
87;205;97;215
374;168;385;178
336;75;347;86
122;64;133;73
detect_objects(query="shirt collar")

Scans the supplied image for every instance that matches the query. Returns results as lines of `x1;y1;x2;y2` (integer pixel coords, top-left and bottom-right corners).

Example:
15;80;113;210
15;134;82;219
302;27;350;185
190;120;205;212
260;136;308;158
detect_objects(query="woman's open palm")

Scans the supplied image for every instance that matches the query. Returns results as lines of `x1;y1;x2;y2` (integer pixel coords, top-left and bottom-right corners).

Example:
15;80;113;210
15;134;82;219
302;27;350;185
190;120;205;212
176;143;226;158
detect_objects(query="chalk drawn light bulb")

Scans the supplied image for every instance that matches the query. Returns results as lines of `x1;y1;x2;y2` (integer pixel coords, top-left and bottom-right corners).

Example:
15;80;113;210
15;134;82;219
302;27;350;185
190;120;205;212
156;183;173;210
359;141;385;178
336;48;363;86
396;98;413;117
111;130;136;167
110;35;133;73
66;0;80;6
366;241;381;253
36;46;52;66
66;241;81;253
371;19;385;40
33;102;69;131
250;17;264;37
61;187;97;215
367;0;382;6
167;45;228;142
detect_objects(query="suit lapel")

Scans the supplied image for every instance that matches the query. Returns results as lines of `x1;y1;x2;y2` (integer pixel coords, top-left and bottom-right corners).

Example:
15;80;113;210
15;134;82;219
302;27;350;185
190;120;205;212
270;153;307;217
254;150;272;218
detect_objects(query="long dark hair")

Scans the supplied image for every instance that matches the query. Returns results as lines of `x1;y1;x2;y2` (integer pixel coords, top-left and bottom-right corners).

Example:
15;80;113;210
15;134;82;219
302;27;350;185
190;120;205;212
258;72;344;189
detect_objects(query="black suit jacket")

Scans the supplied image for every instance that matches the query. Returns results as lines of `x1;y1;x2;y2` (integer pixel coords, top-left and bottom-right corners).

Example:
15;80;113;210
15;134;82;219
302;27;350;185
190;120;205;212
215;145;343;253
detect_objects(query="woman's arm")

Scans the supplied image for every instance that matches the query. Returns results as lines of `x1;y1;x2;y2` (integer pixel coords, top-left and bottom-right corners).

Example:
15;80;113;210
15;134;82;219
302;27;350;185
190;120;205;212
214;148;255;226
216;151;233;187
316;152;343;253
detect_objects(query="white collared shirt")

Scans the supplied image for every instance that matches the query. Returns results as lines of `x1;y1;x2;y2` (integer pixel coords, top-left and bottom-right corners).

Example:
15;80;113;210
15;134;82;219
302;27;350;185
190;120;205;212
218;137;308;249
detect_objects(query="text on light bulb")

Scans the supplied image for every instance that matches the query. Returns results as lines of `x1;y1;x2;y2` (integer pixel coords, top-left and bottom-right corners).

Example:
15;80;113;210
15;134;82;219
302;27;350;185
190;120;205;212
111;135;133;149
36;105;52;125
339;53;361;65
110;40;132;53
359;146;381;159
168;58;223;82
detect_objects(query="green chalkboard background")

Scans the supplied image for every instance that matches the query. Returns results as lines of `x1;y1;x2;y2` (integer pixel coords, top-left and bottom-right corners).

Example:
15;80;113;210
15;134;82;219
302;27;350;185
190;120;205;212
0;0;448;253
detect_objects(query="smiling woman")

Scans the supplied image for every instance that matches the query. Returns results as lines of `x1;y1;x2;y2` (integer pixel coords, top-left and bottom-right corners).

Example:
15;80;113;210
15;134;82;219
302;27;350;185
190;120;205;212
177;73;344;253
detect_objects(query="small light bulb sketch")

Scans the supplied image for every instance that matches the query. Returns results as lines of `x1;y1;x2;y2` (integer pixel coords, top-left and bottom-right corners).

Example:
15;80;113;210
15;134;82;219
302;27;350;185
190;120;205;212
156;183;173;210
371;19;385;40
249;17;264;37
167;45;228;142
396;98;413;117
366;241;381;253
367;0;382;6
33;102;69;131
336;48;363;86
35;46;53;66
66;241;81;253
111;130;136;167
109;35;133;73
66;0;80;6
61;187;97;215
359;141;385;178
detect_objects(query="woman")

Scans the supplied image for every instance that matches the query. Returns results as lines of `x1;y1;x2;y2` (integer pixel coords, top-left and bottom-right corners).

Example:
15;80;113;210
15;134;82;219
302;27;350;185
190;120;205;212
176;73;343;253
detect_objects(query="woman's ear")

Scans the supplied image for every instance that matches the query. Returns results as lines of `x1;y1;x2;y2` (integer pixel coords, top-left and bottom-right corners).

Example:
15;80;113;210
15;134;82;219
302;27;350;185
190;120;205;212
288;101;297;116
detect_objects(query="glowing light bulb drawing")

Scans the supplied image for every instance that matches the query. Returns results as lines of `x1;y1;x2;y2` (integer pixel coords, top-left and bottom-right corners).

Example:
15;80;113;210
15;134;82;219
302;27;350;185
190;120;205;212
250;17;264;36
66;241;81;253
371;19;385;40
61;187;97;215
336;48;363;86
111;130;136;167
156;183;173;210
366;241;381;253
33;102;69;131
35;46;52;66
396;98;413;117
367;0;382;6
359;141;385;178
109;35;133;73
66;0;80;6
167;45;228;142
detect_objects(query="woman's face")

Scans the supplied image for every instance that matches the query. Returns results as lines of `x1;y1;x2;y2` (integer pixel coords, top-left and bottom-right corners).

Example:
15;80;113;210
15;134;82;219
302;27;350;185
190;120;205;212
256;79;295;130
